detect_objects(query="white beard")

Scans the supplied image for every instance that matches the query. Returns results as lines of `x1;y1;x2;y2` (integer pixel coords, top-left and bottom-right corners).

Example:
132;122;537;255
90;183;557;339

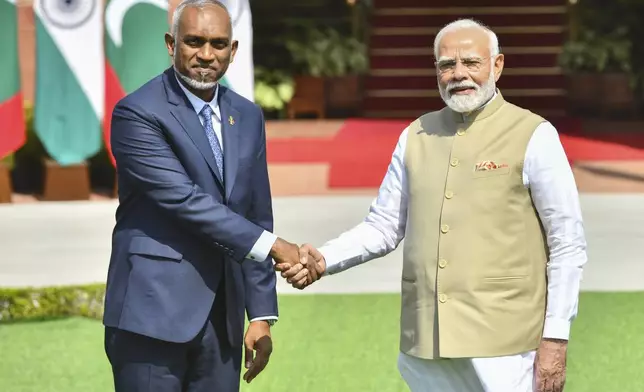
439;70;496;113
173;48;218;90
174;67;218;90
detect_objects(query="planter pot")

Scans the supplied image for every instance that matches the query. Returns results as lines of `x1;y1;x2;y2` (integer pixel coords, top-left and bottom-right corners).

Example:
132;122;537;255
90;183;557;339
0;163;12;203
599;72;637;118
286;75;326;119
566;72;601;116
325;75;363;117
42;158;91;201
261;108;283;120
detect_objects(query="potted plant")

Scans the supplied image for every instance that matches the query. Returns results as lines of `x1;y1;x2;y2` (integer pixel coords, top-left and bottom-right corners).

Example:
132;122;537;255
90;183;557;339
321;27;369;117
596;27;636;117
285;26;368;118
253;66;294;119
558;29;606;115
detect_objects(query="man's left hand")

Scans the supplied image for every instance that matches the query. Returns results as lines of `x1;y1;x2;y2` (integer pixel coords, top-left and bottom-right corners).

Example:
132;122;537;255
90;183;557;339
243;321;273;383
535;338;568;392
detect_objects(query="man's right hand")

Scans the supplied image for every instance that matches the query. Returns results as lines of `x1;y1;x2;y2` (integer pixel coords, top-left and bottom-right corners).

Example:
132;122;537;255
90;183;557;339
269;237;300;267
276;244;326;289
270;238;324;288
270;238;320;283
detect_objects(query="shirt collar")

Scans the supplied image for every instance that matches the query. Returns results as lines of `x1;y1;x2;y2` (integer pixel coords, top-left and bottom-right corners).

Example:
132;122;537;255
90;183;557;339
175;72;220;120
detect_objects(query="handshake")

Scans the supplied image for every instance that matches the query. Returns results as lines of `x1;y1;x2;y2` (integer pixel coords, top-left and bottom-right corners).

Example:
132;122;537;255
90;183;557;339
270;238;326;289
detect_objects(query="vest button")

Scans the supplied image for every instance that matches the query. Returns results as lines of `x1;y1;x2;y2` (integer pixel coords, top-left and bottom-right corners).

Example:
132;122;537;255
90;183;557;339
440;224;449;233
438;259;448;268
439;293;447;303
445;190;453;199
450;158;459;167
457;129;465;136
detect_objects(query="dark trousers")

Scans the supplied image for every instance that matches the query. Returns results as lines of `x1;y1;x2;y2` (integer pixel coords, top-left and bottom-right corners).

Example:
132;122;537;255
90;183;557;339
104;290;242;392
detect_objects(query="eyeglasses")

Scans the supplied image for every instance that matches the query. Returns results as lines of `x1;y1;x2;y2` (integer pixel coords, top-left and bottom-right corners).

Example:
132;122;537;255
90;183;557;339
434;56;491;74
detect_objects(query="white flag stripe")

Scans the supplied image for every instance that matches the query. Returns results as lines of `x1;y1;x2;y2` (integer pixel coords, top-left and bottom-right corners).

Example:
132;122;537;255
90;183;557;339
106;0;168;47
34;0;104;119
221;0;254;101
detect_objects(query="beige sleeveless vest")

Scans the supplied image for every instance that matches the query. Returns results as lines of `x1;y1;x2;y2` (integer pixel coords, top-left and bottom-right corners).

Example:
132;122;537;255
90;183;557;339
400;92;548;359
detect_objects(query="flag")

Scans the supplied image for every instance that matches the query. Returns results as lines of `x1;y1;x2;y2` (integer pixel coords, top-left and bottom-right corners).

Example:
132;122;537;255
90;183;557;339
33;0;104;166
219;0;254;101
0;0;26;159
104;0;169;165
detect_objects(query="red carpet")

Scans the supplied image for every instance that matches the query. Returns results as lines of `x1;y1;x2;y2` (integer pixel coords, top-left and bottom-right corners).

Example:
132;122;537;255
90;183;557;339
267;118;644;189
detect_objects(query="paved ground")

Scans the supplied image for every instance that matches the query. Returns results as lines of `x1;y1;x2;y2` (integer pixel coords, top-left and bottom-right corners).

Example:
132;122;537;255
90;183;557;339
0;194;642;293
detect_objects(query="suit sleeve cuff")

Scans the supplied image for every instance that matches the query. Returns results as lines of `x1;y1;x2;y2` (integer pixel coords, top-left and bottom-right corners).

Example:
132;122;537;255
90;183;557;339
245;231;277;262
542;318;571;341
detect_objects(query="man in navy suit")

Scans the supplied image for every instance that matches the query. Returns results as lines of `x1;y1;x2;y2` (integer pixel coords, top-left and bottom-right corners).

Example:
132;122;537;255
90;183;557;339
102;1;320;390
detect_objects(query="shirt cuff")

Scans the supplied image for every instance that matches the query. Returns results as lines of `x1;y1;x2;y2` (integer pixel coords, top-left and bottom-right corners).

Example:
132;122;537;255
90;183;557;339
318;245;340;275
250;316;278;325
542;317;571;341
245;230;277;262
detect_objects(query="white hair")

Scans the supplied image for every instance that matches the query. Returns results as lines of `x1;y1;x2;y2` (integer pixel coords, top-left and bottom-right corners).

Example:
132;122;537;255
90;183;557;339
433;18;500;59
171;0;231;40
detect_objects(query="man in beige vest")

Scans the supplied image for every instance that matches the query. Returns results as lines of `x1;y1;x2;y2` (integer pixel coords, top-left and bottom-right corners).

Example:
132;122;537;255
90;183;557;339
276;18;587;392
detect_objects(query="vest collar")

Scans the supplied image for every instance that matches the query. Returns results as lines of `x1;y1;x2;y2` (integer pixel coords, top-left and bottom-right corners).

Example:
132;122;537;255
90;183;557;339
451;89;505;124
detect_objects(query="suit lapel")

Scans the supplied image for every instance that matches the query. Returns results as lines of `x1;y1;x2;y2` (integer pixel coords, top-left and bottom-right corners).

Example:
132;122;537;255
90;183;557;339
219;89;240;200
164;69;224;188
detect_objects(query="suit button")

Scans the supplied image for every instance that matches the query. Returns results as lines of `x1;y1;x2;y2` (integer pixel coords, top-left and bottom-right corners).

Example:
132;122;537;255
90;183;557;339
457;129;465;136
440;224;449;233
445;190;453;199
438;259;448;268
439;294;447;303
450;158;459;167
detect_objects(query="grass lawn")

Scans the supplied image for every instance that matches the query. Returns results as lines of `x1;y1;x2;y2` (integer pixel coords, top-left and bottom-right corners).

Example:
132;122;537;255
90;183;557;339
1;292;643;391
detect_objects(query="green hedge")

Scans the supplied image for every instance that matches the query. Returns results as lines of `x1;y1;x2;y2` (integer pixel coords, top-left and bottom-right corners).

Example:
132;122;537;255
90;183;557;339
0;284;105;323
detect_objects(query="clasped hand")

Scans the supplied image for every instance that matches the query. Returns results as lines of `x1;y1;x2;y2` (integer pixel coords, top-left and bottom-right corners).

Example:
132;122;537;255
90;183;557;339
271;239;326;289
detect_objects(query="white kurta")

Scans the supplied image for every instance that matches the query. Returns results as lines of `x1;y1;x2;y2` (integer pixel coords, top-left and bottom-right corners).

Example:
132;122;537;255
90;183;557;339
317;118;588;391
398;351;536;391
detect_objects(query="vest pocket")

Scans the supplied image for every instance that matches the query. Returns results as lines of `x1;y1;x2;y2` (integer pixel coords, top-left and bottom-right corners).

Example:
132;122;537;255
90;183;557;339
472;166;511;179
483;275;527;283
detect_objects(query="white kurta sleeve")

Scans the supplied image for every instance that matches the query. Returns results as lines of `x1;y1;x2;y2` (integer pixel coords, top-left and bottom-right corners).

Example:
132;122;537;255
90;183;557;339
523;122;588;340
320;127;410;275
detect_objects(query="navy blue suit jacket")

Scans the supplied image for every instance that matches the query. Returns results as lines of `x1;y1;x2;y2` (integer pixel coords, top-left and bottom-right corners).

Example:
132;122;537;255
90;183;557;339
103;67;278;348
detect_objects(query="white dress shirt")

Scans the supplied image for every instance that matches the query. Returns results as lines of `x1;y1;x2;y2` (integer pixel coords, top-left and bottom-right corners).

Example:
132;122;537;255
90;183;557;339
176;77;277;323
318;119;588;341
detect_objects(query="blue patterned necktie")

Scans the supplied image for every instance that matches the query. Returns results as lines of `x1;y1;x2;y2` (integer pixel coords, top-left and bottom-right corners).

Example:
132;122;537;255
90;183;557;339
200;105;224;179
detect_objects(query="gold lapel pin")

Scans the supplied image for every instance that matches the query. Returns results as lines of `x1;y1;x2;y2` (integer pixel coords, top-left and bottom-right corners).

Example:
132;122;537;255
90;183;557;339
228;115;235;125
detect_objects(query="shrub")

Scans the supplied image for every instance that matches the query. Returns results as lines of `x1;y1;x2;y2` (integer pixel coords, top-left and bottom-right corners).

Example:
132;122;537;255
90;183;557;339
0;284;105;323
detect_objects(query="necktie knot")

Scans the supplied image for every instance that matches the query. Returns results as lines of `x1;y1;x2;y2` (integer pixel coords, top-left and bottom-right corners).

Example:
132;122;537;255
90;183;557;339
201;105;214;119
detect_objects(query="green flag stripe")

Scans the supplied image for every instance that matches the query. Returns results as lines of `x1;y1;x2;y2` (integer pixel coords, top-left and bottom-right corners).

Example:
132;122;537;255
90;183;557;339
34;18;101;166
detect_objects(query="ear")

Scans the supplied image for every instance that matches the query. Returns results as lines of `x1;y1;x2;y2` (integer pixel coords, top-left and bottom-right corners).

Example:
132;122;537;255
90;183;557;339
229;40;239;63
164;32;175;57
493;53;504;82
